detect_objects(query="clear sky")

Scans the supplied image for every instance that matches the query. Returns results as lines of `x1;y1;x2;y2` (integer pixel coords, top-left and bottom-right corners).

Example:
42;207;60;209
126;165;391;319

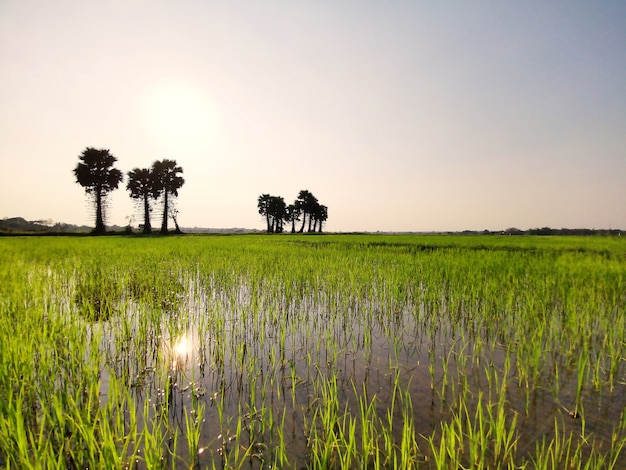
1;1;625;232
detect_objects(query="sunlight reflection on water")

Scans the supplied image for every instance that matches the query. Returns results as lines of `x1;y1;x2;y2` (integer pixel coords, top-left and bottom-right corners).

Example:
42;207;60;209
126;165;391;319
172;335;191;365
174;335;190;356
90;278;626;469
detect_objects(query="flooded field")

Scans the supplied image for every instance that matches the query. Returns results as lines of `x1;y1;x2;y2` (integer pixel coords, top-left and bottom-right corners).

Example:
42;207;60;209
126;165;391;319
0;234;625;468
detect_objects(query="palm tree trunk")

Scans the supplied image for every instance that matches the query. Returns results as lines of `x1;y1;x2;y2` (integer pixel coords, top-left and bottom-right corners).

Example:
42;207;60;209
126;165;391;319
94;189;105;234
143;195;152;234
299;213;306;233
161;191;169;233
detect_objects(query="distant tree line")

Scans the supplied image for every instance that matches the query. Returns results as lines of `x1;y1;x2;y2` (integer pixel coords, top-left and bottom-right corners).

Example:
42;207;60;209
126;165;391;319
502;227;624;236
74;147;184;235
456;227;625;236
258;190;328;233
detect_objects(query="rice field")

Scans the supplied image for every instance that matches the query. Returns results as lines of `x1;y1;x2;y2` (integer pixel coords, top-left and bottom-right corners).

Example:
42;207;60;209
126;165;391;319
0;233;625;469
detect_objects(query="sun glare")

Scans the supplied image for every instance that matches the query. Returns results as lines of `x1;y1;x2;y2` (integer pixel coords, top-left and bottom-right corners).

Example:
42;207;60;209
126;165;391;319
173;335;191;357
138;80;218;154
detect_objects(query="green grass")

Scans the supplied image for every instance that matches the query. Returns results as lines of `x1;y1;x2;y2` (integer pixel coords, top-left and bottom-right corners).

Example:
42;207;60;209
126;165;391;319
0;233;624;468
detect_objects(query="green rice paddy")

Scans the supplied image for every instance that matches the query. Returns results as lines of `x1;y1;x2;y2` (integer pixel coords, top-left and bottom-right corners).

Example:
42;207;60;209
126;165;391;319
0;234;624;468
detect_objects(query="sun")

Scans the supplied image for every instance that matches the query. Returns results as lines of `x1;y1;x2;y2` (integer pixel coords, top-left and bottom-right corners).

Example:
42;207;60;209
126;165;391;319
137;79;218;155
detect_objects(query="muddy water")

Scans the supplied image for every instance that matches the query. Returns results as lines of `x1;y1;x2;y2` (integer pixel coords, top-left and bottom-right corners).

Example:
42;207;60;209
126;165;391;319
95;278;626;468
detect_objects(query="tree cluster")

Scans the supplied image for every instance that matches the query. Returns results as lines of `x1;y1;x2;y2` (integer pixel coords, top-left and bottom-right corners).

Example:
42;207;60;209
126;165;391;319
258;190;328;233
74;147;184;234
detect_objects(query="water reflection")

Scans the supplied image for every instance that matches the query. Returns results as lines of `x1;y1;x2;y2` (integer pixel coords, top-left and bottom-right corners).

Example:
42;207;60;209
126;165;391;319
172;334;191;368
92;279;626;469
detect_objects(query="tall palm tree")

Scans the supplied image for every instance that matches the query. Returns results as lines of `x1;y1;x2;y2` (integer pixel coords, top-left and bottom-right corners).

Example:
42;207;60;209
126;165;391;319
315;204;328;232
296;190;318;233
258;194;288;233
269;196;287;233
73;147;123;234
152;159;185;234
126;167;157;234
286;203;301;233
257;194;273;233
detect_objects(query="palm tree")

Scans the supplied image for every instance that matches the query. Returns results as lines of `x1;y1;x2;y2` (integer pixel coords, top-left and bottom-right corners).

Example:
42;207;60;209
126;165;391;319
152;159;185;234
126;167;157;234
258;194;288;233
315;204;328;232
269;196;287;233
257;194;273;233
285;203;301;233
73;147;123;234
296;190;318;233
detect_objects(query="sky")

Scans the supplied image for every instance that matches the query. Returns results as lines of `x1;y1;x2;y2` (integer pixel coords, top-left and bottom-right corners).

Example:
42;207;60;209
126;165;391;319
1;1;625;232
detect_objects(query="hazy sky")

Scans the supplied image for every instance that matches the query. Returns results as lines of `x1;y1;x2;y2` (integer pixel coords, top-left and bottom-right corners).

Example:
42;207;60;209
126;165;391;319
1;1;625;232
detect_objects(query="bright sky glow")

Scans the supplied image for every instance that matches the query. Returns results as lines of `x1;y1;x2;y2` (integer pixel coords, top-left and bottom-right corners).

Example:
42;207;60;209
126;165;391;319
1;1;625;232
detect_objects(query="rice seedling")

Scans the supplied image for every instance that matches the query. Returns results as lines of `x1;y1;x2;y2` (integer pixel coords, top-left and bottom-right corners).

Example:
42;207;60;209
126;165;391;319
0;233;624;468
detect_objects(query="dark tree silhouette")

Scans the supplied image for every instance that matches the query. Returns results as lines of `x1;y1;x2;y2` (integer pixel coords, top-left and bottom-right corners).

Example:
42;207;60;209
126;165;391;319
126;167;158;234
260;191;327;233
296;190;319;233
170;206;182;234
258;194;287;233
286;203;301;233
73;147;123;234
257;194;273;233
312;204;328;232
269;196;287;233
152;159;184;234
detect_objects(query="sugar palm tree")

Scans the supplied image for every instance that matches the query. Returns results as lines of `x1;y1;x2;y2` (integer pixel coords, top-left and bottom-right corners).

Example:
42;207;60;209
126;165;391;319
126;167;157;234
258;194;273;233
315;204;328;232
152;159;184;234
258;194;288;232
73;147;123;234
286;203;301;233
296;190;318;233
269;196;287;233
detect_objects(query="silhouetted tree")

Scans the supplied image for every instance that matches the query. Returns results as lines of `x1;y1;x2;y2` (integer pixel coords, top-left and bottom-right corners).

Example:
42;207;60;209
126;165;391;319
258;194;287;233
312;204;328;232
152;159;184;234
170;206;183;234
285;203;301;233
73;147;123;234
126;167;158;234
257;194;273;233
259;190;328;233
296;190;318;233
269;196;287;233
